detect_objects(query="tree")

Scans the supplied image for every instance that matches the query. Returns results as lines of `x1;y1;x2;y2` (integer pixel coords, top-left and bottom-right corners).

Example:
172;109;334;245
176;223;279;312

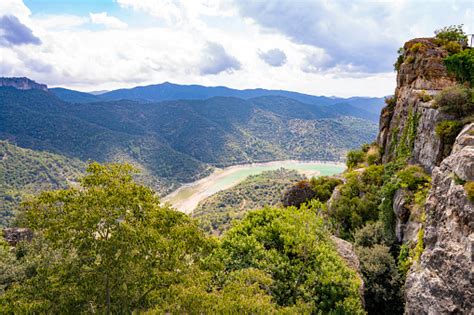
1;163;211;313
213;205;365;314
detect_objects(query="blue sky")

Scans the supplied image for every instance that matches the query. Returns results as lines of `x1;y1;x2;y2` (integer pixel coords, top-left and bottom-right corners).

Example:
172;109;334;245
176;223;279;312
1;0;473;96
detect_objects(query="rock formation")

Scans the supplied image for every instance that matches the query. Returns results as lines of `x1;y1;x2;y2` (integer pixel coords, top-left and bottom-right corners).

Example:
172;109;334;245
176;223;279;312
377;37;473;314
0;77;48;91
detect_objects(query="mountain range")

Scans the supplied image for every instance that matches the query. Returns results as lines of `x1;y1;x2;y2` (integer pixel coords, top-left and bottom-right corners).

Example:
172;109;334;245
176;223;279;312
1;77;381;225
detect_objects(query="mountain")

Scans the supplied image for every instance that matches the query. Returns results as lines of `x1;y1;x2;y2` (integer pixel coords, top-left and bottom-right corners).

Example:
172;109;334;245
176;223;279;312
50;87;101;103
50;82;385;119
1;83;377;203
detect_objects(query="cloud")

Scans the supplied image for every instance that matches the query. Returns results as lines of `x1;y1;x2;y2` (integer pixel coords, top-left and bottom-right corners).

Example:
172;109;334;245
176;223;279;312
199;42;241;75
234;0;474;75
0;15;41;46
89;12;127;29
258;48;287;67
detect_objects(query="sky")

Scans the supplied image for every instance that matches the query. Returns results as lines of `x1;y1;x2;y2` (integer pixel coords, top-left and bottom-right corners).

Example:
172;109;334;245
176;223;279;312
0;0;472;97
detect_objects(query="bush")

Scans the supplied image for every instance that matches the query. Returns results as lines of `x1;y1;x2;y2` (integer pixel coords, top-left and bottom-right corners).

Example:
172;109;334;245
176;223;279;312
434;24;468;46
353;221;387;247
443;41;462;54
281;180;316;207
405;55;415;64
434;85;473;117
393;48;404;71
418;90;432;102
396;165;430;191
309;176;343;202
385;95;397;109
346;149;365;169
465;181;474;202
444;48;474;86
435;120;464;157
409;42;424;53
356;244;404;314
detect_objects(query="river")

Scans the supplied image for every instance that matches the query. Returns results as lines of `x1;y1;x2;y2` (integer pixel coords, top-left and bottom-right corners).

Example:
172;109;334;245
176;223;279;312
162;160;346;214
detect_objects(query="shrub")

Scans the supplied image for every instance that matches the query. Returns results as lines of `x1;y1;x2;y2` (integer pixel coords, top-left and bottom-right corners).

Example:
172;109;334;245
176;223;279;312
356;244;404;314
435;120;464;157
444;48;474;86
418;90;432;102
465;181;474;202
434;24;468;46
393;47;404;71
396;165;430;191
281;180;316;207
434;85;473;117
405;55;415;64
346;149;365;169
353;221;387;247
309;176;343;202
443;41;462;54
409;42;424;53
385;95;397;109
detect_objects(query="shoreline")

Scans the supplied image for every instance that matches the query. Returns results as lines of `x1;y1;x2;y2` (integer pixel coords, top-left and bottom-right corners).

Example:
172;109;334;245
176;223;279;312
162;160;345;214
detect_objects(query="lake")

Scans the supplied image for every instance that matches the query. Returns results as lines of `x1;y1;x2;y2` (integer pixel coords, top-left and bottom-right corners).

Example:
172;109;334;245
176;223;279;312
162;160;346;214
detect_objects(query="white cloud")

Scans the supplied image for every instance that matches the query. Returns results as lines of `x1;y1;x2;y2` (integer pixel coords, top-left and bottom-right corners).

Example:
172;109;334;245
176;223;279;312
1;0;472;97
89;12;127;29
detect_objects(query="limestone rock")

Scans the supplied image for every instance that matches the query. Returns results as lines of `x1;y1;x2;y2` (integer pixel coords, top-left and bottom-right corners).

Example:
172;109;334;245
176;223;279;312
404;124;474;314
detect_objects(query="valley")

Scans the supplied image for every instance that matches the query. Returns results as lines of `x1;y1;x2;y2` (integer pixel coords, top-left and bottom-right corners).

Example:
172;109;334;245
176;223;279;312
163;160;345;213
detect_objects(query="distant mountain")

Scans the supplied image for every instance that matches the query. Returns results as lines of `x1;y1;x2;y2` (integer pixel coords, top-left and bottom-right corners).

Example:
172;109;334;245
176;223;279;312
50;82;385;119
50;87;100;103
1;83;377;188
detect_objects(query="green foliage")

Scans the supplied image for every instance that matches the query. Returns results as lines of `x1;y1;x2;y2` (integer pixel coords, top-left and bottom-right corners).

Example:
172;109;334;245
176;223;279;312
193;169;304;235
310;176;343;202
434;85;474;117
346;149;365;169
464;181;474;202
353;221;388;248
356;245;403;314
0;141;85;227
398;228;424;278
1;163;212;313
409;43;425;53
396;165;430;191
444;49;474;86
393;108;420;160
405;55;415;64
385;95;397;109
393;47;404;71
418;90;432;102
434;24;468;46
281;180;317;208
435;120;464;157
214;206;365;313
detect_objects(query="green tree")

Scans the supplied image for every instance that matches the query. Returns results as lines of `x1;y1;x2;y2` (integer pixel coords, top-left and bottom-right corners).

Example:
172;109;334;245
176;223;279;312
213;205;365;314
2;163;211;313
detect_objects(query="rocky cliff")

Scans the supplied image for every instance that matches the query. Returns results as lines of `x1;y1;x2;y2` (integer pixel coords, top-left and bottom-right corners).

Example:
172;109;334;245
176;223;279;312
0;77;48;91
377;38;473;314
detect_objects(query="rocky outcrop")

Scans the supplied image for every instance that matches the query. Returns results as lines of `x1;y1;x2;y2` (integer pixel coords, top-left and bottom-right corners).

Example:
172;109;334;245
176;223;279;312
2;228;33;246
378;38;456;172
331;236;365;305
404;123;474;314
0;77;48;91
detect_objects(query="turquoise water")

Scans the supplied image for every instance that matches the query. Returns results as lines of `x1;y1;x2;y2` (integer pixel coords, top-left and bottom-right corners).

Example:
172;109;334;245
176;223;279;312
207;162;345;195
164;161;346;213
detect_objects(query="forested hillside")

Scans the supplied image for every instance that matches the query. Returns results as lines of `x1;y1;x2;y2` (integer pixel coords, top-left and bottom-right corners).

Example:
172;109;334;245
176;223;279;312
0;141;84;226
0;84;377;194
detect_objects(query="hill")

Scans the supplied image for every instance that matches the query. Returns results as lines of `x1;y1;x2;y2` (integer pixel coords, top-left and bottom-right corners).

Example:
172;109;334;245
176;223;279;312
0;141;85;226
51;82;385;119
193;168;304;235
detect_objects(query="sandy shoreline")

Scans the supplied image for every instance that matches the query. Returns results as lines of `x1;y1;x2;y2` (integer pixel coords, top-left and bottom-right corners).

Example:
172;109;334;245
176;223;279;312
162;160;345;214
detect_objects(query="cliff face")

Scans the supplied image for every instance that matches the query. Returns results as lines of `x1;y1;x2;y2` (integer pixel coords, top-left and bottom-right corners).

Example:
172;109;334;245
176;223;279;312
377;38;473;314
0;77;48;91
378;38;457;172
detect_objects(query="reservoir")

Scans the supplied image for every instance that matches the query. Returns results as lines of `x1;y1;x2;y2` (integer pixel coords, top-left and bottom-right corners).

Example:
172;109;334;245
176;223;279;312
163;160;345;214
